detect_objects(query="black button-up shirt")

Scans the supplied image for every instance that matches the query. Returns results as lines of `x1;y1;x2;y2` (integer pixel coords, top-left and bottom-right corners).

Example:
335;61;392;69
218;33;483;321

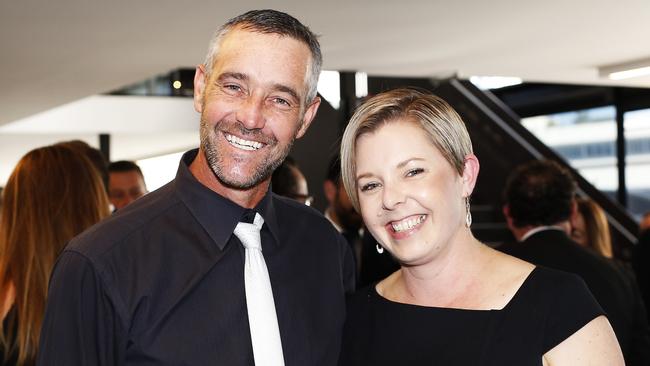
37;149;355;366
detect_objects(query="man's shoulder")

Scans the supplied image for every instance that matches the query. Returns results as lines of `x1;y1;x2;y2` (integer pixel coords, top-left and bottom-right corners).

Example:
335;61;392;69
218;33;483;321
273;193;331;226
65;181;184;261
271;194;340;235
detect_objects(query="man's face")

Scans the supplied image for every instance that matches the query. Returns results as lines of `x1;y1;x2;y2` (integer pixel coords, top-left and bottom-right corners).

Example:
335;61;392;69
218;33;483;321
109;171;147;210
193;28;320;190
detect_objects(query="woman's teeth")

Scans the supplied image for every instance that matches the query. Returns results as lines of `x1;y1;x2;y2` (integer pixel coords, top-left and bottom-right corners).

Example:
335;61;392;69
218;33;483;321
391;215;426;232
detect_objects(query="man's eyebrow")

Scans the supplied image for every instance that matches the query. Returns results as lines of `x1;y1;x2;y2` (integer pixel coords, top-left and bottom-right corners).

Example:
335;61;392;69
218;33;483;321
216;72;248;83
271;83;300;103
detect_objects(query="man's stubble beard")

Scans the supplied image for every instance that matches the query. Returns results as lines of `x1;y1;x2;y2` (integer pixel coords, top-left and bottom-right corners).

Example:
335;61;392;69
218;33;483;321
199;114;296;190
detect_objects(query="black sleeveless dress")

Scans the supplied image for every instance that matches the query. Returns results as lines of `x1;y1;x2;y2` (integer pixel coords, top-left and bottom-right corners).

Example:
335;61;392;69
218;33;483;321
339;266;604;366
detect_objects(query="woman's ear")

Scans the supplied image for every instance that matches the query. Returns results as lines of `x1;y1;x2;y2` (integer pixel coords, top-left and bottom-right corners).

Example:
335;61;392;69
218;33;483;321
461;154;480;198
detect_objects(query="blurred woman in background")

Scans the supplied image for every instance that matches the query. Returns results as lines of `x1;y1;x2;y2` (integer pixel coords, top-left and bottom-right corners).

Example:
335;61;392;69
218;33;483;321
0;144;110;365
571;198;613;258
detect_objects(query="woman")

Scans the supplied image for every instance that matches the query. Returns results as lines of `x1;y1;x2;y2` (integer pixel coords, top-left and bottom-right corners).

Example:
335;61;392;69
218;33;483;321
338;88;623;365
0;144;110;365
571;198;613;258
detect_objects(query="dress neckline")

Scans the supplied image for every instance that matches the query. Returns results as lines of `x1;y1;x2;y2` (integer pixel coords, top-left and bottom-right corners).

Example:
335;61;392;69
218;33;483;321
371;266;540;312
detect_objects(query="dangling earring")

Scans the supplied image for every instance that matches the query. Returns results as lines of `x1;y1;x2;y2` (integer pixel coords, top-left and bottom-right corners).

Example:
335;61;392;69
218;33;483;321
465;197;472;228
376;244;384;254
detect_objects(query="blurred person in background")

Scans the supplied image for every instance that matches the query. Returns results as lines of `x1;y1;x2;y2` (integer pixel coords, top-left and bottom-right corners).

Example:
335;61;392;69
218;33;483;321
501;160;649;366
108;160;148;211
640;212;650;234
571;198;613;258
271;156;312;206
55;140;109;192
0;144;110;365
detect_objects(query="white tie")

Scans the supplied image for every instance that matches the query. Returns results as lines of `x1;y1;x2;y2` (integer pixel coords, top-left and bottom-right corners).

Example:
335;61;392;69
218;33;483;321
233;213;285;366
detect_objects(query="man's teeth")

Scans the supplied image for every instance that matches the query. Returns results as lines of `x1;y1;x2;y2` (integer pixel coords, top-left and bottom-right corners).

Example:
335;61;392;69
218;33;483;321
392;215;426;233
225;134;263;150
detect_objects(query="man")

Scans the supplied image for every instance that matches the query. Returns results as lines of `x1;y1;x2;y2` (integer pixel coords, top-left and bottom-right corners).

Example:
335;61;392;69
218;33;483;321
38;10;354;366
323;156;363;244
271;156;312;206
108;160;148;210
500;160;650;366
323;156;397;287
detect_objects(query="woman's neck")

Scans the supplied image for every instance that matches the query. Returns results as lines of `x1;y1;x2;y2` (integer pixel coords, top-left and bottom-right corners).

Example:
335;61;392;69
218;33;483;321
380;233;494;308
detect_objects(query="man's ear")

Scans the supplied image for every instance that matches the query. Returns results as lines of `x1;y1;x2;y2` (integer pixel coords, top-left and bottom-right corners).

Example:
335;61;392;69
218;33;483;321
296;96;321;139
193;64;208;113
502;204;515;230
461;154;480;198
323;179;337;205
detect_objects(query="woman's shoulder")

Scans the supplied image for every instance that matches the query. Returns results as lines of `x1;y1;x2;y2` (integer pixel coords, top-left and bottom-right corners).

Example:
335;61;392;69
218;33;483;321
515;266;597;302
505;266;606;353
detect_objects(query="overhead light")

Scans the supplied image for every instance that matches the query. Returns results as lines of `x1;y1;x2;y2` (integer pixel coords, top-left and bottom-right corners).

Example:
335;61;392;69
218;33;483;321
599;57;650;80
469;76;522;90
172;80;182;89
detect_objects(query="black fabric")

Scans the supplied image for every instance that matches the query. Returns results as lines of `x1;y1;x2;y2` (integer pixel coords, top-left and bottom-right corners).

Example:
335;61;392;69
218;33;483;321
37;149;355;366
339;267;603;366
633;230;650;321
358;233;399;288
499;229;650;366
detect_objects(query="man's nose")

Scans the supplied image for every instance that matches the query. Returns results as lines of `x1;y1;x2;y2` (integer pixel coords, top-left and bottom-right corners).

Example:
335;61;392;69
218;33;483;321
236;95;265;130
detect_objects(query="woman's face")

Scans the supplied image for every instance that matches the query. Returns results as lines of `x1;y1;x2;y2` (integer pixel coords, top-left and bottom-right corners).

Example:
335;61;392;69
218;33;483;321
355;119;470;266
571;211;589;247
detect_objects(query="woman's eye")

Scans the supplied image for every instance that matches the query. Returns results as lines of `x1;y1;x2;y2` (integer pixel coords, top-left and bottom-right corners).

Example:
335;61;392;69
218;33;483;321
406;168;424;177
360;182;380;192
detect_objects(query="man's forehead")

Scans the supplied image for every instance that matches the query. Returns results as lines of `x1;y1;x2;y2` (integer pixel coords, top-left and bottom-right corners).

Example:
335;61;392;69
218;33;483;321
210;29;311;94
110;171;144;183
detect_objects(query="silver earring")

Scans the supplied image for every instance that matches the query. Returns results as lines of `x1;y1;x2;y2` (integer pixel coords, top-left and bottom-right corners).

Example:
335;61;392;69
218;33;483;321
465;197;472;228
376;244;384;254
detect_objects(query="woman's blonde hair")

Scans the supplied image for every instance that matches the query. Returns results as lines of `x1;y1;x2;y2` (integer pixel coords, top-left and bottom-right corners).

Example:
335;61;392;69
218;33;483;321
340;88;473;212
0;144;110;364
576;198;613;258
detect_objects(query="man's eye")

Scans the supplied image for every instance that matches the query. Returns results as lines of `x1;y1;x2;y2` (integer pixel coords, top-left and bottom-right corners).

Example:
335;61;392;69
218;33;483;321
406;168;424;177
360;182;380;192
222;84;242;93
272;97;291;108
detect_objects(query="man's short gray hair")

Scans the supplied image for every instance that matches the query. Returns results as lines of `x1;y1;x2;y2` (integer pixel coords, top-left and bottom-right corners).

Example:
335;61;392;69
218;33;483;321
203;9;322;104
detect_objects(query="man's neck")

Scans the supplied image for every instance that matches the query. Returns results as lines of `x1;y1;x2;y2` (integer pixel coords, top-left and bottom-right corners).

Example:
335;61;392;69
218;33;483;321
189;149;268;209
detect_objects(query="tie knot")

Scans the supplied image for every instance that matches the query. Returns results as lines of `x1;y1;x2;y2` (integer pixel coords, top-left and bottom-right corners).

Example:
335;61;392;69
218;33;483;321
234;212;264;250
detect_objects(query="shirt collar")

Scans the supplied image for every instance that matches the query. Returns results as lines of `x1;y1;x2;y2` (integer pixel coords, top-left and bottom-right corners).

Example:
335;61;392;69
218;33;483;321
173;149;281;250
324;208;343;233
520;225;565;242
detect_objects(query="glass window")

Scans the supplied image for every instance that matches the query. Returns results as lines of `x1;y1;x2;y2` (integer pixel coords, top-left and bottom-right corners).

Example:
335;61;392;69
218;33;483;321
521;106;618;199
624;109;650;220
